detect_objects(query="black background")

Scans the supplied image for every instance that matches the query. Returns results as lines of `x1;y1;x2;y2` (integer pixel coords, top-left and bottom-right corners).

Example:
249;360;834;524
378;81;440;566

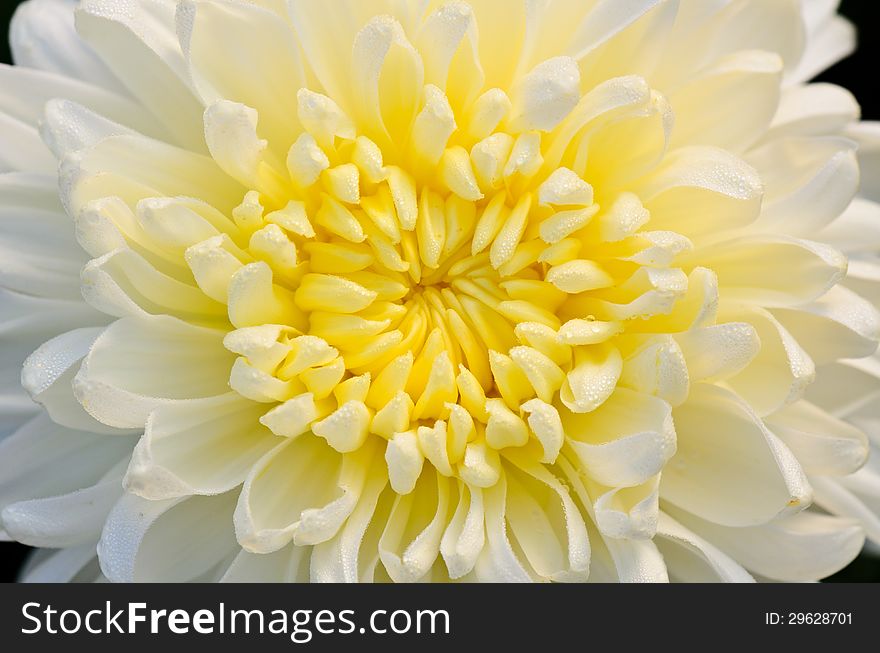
0;0;879;583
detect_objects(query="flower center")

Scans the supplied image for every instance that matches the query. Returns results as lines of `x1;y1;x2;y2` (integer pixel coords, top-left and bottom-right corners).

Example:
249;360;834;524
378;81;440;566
203;43;688;495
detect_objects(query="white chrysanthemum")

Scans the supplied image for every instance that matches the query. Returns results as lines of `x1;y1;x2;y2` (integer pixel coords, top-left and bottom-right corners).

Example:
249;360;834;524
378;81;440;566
1;0;879;583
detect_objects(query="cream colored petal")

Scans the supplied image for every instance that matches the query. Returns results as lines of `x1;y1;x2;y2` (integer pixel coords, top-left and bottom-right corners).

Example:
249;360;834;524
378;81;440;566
351;16;424;151
670;507;864;582
221;544;311;583
234;436;378;552
74;314;233;428
669;49;783;151
179;0;305;153
82;247;227;321
748;136;859;235
690;236;846;307
773;286;880;365
75;0;206;151
674;322;759;382
0;414;134;517
21;326;123;434
379;468;451;583
125;394;279;500
637;146;763;238
473;474;532;582
98;491;238;582
503;452;591;582
63;134;245;217
654;512;754;583
2;462;125;548
563;388;675;488
664;383;811;527
309;459;389;583
723;305;815;416
439;481;485;580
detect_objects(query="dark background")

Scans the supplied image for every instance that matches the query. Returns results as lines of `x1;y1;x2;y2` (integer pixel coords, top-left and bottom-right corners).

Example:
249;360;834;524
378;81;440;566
0;0;878;582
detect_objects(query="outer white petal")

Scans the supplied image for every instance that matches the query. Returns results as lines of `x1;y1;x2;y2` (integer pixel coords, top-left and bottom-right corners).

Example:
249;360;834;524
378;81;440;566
0;414;135;516
235;436;377;553
655;512;754;583
671;507;864;582
2;461;125;548
74;0;207;151
221;544;311;583
19;543;100;583
21;326;123;434
178;0;306;152
98;491;238;582
73;314;234;428
766;400;869;476
11;0;123;90
125;394;279;500
663;384;811;527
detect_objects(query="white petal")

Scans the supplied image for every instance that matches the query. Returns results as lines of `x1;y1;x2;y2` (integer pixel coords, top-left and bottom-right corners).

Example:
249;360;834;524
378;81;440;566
19;543;99;583
0;112;55;173
723;305;816;416
74;315;233;428
811;475;880;545
309;460;389;583
669;49;783;151
671;508;864;582
0;63;164;138
125;394;278;500
766;83;860;139
11;0;122;90
773;285;880;365
818;198;880;254
178;0;306;151
788;15;855;84
563;388;675;489
379;468;451;583
748;136;859;235
663;383;811;527
75;0;206;151
0;413;134;514
98;491;237;582
688;235;846;307
767;400;868;476
2;463;124;548
654;512;754;583
221;544;310;583
21;327;123;434
234;436;378;552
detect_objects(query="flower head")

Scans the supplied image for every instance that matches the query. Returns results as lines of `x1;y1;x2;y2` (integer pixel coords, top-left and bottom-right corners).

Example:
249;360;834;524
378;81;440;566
2;0;880;582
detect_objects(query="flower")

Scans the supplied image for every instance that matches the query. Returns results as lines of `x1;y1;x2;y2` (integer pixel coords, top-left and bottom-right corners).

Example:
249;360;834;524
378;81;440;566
1;0;879;583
